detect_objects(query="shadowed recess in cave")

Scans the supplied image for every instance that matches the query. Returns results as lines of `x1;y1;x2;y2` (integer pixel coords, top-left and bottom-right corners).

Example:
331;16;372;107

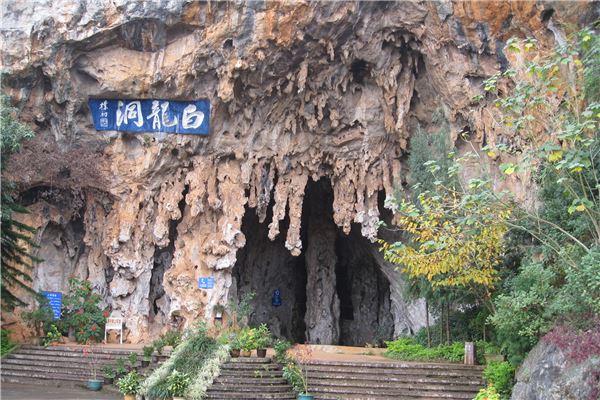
234;177;393;345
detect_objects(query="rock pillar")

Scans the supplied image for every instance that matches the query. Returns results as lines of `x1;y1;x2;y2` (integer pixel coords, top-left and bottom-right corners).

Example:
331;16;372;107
304;181;340;344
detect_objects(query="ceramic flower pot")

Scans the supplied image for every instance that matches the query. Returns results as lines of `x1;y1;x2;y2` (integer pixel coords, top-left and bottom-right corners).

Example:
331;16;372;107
87;379;103;391
298;394;314;400
256;348;267;358
124;394;135;400
141;359;150;367
240;350;251;357
230;349;240;358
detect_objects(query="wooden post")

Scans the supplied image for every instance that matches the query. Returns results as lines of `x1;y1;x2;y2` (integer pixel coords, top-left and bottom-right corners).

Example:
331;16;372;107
464;342;475;365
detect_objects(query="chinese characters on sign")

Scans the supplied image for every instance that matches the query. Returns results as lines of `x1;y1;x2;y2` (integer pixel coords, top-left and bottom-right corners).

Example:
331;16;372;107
198;277;215;290
88;98;210;135
41;291;62;320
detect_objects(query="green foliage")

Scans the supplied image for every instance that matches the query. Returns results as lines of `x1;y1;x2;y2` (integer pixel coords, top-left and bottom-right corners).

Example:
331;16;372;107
167;370;190;397
384;337;464;363
61;277;106;343
41;324;62;347
227;291;256;329
22;296;55;338
273;339;292;363
143;322;218;399
255;324;272;349
483;361;515;399
102;364;116;379
1;329;17;357
143;345;155;361
117;371;142;395
128;352;138;369
474;385;501;400
237;327;258;352
283;363;307;394
162;330;183;348
153;337;166;354
0;95;39;311
115;357;128;377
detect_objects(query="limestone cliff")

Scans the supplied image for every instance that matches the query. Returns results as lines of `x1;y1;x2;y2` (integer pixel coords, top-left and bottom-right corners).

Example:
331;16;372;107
1;0;596;343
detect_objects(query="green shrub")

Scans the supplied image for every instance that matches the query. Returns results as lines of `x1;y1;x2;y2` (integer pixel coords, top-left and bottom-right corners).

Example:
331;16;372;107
1;329;16;357
117;371;141;395
167;370;190;397
384;337;464;363
128;352;138;369
274;339;292;363
237;327;258;352
162;330;183;348
255;324;272;349
143;345;154;361
22;297;55;339
41;324;62;347
474;385;501;400
483;361;515;399
61;277;106;343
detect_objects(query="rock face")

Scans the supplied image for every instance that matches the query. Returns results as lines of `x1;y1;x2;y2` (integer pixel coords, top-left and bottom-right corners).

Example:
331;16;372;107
511;339;600;400
1;1;596;343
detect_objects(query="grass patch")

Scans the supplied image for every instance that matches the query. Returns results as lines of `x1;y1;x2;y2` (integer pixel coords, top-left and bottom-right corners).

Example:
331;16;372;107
384;337;464;363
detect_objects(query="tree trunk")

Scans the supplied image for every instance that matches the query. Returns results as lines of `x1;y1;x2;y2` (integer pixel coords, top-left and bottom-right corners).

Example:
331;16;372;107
425;300;431;347
445;302;451;345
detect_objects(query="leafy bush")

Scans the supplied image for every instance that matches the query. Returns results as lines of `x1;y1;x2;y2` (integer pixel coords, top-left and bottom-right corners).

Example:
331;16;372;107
1;329;16;357
143;345;154;361
237;327;258;352
142;322;218;399
483;361;515;398
22;297;55;338
41;324;62;347
544;323;600;364
117;371;141;395
384;337;464;363
162;330;183;348
255;324;272;349
61;277;106;343
167;370;190;397
283;363;306;394
474;385;501;400
274;339;292;363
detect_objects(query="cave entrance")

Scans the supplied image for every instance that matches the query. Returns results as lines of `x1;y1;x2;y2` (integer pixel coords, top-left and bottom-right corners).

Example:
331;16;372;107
233;177;393;345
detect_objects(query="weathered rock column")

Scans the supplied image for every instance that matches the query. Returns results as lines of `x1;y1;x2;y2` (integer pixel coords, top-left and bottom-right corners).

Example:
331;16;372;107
304;182;340;344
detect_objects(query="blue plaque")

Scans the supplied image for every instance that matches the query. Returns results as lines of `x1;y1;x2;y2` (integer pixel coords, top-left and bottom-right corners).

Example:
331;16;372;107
41;291;62;320
88;98;210;135
198;277;215;289
272;289;282;307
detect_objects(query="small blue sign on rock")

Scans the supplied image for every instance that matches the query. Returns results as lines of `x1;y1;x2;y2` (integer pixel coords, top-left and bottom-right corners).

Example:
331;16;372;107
198;277;215;289
41;291;62;320
88;98;210;135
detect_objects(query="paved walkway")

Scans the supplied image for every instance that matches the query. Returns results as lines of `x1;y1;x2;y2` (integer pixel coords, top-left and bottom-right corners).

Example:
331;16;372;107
0;383;121;400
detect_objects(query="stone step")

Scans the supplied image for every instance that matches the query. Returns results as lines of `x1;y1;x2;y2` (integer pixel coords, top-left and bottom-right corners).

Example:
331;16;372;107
307;371;484;385
208;384;293;393
221;363;282;371
310;379;481;393
204;392;296;399
311;394;466;400
302;364;483;378
2;355;137;369
1;369;91;383
228;357;272;363
304;360;485;371
219;369;285;378
308;386;479;399
214;376;288;385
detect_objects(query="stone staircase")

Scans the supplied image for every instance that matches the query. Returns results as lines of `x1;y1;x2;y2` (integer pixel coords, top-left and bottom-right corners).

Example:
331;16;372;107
1;345;168;387
302;359;486;400
205;357;295;399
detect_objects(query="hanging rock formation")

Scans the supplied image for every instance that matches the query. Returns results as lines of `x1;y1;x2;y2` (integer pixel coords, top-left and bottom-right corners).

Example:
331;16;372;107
1;1;596;342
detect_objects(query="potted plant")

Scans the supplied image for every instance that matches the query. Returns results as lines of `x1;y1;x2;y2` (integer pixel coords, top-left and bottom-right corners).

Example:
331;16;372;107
83;345;103;391
102;364;116;384
226;331;241;358
117;370;141;400
153;337;166;359
127;351;138;371
238;328;256;357
167;369;191;400
115;357;128;379
142;345;154;367
255;324;272;358
282;345;314;400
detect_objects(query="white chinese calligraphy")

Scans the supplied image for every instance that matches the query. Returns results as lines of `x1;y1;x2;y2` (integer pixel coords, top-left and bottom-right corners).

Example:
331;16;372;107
116;101;143;128
182;104;205;129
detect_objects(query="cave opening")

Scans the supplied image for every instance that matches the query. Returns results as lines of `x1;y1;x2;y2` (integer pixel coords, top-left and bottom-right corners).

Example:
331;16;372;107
233;177;393;345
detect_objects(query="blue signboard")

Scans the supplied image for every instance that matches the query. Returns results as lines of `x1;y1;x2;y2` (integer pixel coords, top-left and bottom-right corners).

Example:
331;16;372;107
198;277;215;289
88;98;210;135
41;291;62;320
